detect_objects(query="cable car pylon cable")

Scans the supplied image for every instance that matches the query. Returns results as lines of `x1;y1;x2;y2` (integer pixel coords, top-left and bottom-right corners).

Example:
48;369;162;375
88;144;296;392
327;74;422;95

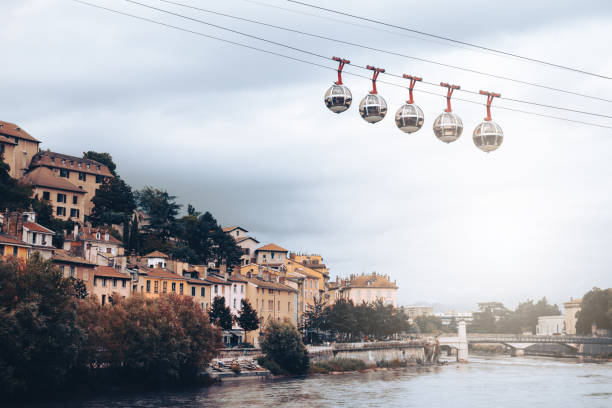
285;0;612;81
155;0;612;104
70;0;612;130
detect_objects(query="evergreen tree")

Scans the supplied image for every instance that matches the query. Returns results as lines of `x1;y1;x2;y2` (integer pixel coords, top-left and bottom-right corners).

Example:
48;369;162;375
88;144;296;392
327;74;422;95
260;320;309;375
576;287;612;335
90;177;136;227
136;187;181;242
0;157;32;211
236;299;259;335
82;151;117;175
209;296;233;331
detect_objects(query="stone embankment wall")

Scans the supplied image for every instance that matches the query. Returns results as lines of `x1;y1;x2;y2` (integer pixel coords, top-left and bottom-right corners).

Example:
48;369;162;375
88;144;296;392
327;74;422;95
308;344;425;363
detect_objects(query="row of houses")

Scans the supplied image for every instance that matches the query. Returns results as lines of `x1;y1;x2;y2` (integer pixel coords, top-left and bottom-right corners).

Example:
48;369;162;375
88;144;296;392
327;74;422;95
1;120;400;346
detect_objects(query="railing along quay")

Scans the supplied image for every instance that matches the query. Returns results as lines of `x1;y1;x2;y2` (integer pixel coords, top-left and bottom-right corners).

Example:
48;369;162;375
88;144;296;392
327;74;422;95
466;335;612;344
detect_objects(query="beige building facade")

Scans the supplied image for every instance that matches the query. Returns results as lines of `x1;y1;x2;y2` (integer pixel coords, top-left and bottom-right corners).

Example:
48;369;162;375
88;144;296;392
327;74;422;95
564;298;582;335
0;120;40;179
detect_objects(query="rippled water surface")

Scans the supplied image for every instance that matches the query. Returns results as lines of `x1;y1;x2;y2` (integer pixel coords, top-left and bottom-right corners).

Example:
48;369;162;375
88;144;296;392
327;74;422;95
28;356;612;408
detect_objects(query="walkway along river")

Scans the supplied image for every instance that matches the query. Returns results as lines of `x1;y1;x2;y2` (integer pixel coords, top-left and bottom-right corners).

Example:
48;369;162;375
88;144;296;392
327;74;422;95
24;355;612;408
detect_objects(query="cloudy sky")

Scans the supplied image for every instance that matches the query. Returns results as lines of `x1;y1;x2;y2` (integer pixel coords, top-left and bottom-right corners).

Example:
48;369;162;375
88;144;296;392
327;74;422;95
4;0;612;311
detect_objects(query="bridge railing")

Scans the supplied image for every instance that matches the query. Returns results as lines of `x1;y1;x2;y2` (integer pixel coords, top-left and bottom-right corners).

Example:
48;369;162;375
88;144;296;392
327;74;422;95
466;335;612;344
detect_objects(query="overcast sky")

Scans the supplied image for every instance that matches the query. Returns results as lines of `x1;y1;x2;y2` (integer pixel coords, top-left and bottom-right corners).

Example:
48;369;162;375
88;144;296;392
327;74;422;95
4;0;612;311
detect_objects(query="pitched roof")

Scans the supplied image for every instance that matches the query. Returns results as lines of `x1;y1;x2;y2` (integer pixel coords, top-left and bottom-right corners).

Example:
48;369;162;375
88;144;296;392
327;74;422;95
144;250;169;258
222;226;248;233
188;278;211;286
0;233;30;247
236;236;259;244
287;258;323;278
257;243;288;252
346;274;398;289
23;222;54;234
29;151;113;177
228;274;247;283
205;275;231;285
21;167;85;193
0;120;40;143
52;249;96;266
0;135;17;145
142;267;187;280
94;266;131;279
64;227;122;245
242;275;298;292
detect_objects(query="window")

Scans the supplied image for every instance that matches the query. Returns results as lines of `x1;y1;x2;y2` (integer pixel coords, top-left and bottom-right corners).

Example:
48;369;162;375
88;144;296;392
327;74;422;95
241;285;244;294
70;209;80;218
57;193;66;203
268;300;273;311
261;299;264;310
172;282;176;292
32;232;37;244
83;270;89;281
56;207;66;216
271;252;275;259
233;298;237;308
201;287;205;297
102;278;107;287
162;281;167;293
78;172;86;181
69;265;75;278
72;196;78;204
234;284;237;293
112;278;117;287
179;283;183;294
60;169;69;178
94;277;97;286
214;285;218;294
154;281;159;294
42;191;50;200
101;295;106;306
95;175;104;183
277;301;280;311
146;280;151;292
269;289;273;295
122;280;126;288
191;287;196;296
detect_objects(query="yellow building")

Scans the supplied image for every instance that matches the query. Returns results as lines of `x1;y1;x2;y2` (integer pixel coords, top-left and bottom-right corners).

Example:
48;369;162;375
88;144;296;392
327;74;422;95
135;266;190;298
290;253;329;290
21;167;86;222
285;258;323;316
0;120;40;179
27;151;113;217
241;275;298;346
0;233;31;261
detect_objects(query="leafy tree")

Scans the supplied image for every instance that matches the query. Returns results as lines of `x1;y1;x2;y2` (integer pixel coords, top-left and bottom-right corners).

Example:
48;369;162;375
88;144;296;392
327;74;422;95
136;187;181;242
576;287;612;335
68;277;88;299
89;176;137;227
0;255;83;397
302;297;327;343
209;296;233;331
0;157;32;210
415;315;443;334
236;299;259;335
497;297;560;334
469;308;497;333
83;151;117;176
326;298;357;341
447;316;458;333
260;320;309;375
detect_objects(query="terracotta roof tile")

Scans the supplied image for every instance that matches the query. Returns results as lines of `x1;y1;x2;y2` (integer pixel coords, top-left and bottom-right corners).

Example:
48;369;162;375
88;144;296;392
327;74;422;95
0;233;30;247
236;236;259;244
205;275;231;285
144;250;169;258
65;227;122;245
29;151;113;177
23;222;54;234
241;275;298;293
0;121;40;143
188;279;210;285
257;243;288;252
52;249;97;266
142;267;187;280
346;274;398;289
94;266;131;279
0;135;17;145
222;226;248;233
21;167;85;193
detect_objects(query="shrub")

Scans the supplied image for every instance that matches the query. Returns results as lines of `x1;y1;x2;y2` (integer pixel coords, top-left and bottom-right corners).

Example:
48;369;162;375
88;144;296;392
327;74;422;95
260;320;309;375
376;359;407;368
230;365;241;375
310;358;370;374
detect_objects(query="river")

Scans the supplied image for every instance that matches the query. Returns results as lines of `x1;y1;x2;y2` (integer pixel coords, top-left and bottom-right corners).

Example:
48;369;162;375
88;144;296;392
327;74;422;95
26;356;612;408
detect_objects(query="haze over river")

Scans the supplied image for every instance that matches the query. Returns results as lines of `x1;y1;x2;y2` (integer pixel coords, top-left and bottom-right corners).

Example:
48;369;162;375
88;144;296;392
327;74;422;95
29;356;612;408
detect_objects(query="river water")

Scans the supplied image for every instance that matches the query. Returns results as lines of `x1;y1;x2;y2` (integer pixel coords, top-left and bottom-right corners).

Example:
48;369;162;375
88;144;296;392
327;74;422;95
29;356;612;408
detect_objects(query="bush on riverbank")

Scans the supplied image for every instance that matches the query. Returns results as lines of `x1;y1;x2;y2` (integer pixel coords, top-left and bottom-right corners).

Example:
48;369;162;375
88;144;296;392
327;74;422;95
310;358;372;374
259;320;309;375
375;359;408;368
0;257;223;400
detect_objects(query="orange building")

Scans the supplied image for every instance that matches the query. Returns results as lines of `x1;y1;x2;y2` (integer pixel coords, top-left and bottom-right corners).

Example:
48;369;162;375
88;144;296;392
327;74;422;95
0;120;40;179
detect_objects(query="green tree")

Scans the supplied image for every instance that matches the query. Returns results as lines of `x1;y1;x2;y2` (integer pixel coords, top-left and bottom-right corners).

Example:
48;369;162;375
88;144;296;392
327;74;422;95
498;297;560;334
326;298;357;341
415;315;443;334
303;297;327;343
136;187;181;242
236;299;259;338
82;151;117;176
68;277;88;299
209;296;233;331
0;255;83;397
576;287;612;335
260;320;309;375
0;157;32;210
89;176;137;227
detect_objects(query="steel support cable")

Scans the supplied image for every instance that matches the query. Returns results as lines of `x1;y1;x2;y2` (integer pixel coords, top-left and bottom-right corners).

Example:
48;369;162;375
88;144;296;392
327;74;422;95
156;0;612;104
70;0;612;130
286;0;612;80
120;0;612;119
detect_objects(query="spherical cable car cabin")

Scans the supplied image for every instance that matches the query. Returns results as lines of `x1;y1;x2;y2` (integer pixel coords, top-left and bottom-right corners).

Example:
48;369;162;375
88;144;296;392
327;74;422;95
359;65;387;124
473;91;503;153
433;83;463;143
395;75;424;133
324;57;352;114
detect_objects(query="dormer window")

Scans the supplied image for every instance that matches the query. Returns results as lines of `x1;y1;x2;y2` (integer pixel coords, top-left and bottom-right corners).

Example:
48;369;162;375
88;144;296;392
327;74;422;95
87;164;90;169
61;159;66;164
97;165;101;171
70;160;74;166
104;233;109;241
96;232;101;240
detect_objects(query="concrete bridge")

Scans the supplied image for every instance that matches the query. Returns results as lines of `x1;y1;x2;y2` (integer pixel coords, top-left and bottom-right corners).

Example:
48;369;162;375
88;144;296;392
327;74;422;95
438;322;612;359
